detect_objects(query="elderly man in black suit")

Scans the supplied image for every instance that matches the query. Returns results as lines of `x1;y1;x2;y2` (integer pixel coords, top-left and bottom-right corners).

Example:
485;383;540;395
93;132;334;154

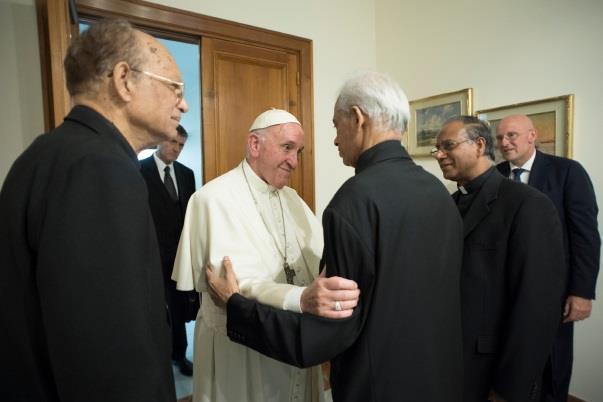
206;71;465;402
141;124;197;376
432;116;567;402
496;114;600;402
0;19;188;402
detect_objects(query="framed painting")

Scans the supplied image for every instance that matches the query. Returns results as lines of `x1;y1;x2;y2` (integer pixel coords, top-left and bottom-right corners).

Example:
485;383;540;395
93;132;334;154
406;88;473;156
476;95;574;163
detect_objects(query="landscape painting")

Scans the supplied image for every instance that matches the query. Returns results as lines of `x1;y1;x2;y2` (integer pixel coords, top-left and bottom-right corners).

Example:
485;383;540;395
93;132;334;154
407;88;473;156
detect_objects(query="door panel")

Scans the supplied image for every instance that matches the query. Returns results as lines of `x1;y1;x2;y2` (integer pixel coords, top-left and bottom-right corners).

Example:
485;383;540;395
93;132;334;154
39;0;315;209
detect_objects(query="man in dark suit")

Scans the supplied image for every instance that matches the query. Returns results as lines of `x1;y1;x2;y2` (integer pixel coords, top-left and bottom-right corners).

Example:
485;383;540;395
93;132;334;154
433;116;567;402
0;19;188;401
496;114;600;402
141;125;197;376
206;72;465;402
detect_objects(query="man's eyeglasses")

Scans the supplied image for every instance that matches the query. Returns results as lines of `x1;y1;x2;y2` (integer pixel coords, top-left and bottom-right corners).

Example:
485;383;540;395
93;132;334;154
131;68;185;103
430;139;474;156
495;132;519;142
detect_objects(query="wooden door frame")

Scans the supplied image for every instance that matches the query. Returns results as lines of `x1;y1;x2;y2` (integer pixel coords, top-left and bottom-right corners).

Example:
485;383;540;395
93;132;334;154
36;0;315;209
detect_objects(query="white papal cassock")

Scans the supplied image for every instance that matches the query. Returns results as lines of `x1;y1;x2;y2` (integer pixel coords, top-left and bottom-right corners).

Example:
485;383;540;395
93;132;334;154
172;160;325;402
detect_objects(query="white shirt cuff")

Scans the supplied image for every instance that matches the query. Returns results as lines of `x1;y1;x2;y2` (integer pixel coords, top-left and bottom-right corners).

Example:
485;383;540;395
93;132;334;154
282;286;306;313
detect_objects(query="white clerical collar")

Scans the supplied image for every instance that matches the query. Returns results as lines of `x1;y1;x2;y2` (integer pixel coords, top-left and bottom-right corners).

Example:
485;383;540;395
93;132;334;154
509;149;536;172
153;152;173;171
242;159;277;194
458;185;468;195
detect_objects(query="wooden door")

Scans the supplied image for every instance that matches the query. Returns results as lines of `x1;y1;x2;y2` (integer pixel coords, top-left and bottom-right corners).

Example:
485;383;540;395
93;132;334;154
39;0;315;209
202;37;312;206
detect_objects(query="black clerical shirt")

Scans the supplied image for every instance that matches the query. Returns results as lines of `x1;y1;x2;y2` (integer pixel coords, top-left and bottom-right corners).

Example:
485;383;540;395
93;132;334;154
454;166;496;217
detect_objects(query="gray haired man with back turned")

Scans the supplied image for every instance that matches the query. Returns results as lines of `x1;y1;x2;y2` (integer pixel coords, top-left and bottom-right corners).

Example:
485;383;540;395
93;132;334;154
206;71;465;402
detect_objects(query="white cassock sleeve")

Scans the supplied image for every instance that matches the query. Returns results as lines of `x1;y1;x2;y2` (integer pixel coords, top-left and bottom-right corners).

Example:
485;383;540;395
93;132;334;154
172;176;323;312
171;191;204;292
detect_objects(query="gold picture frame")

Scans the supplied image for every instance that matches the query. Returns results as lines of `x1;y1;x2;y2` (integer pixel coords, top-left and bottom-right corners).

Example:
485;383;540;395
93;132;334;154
405;88;473;156
476;95;574;162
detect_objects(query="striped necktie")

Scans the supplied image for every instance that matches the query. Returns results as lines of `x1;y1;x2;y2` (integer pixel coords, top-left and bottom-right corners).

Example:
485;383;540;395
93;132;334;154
512;168;525;183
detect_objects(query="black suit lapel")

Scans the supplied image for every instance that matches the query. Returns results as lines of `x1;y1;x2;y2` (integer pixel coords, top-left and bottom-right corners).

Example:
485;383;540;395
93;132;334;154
141;157;160;184
496;161;510;177
527;151;550;192
462;171;501;238
174;162;188;209
142;156;173;203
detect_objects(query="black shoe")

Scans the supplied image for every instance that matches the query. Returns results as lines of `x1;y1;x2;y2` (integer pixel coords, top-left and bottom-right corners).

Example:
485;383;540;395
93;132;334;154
173;358;193;376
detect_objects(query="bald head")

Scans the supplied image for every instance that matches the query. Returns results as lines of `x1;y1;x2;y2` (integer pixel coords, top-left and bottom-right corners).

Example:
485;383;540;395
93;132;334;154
501;114;535;131
496;114;537;166
134;30;180;79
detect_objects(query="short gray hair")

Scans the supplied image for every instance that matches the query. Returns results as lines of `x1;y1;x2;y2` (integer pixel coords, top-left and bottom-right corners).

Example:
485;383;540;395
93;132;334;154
64;19;146;97
444;115;495;161
334;71;410;133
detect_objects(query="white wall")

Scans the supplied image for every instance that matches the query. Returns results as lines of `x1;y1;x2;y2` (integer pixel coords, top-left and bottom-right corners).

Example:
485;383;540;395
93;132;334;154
149;0;377;216
0;0;45;183
375;0;603;399
0;0;375;210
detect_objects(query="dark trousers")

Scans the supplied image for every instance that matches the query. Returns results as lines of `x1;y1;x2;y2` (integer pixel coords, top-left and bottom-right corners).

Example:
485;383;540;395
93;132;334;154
541;322;573;402
167;280;188;361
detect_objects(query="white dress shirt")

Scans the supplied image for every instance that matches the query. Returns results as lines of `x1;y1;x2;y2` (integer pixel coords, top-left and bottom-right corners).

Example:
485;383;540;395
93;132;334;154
507;149;536;184
153;152;178;196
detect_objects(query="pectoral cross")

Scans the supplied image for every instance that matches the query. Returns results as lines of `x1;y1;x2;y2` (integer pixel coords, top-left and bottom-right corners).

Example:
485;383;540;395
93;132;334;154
284;261;296;285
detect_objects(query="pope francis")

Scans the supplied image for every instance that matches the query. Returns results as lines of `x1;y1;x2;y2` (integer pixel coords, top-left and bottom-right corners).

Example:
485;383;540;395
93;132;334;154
172;109;326;402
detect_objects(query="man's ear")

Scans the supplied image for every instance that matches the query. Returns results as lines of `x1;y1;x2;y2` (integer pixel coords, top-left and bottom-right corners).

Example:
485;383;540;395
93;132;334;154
350;105;366;129
110;62;136;102
247;132;261;157
527;128;537;144
475;136;487;157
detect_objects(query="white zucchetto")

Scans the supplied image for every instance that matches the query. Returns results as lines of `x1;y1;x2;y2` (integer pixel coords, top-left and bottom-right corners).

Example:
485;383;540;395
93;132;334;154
249;109;301;131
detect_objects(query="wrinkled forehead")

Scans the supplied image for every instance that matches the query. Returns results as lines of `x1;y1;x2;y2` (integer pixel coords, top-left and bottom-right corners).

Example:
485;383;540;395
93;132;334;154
136;31;181;78
497;116;533;134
